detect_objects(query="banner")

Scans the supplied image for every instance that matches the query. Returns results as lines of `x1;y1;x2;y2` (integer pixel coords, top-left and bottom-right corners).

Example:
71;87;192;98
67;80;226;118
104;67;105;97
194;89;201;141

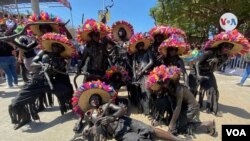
98;10;110;23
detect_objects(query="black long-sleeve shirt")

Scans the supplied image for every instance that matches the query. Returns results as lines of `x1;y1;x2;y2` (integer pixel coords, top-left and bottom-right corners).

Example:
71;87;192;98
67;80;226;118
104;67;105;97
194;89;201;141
0;41;14;57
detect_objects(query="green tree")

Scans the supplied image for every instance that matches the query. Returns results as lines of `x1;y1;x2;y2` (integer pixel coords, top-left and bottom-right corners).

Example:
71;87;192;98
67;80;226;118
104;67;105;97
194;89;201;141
150;0;250;45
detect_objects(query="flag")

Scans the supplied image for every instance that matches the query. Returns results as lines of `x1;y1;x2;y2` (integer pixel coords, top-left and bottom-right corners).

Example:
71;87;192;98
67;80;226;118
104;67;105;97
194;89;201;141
98;10;110;23
58;0;72;10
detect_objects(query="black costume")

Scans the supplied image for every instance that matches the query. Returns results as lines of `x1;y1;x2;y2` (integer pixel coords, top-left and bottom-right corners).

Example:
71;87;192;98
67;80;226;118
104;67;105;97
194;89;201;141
85;103;156;141
131;50;153;114
150;90;176;126
77;40;108;81
9;50;73;129
151;42;162;68
189;49;228;114
148;55;188;125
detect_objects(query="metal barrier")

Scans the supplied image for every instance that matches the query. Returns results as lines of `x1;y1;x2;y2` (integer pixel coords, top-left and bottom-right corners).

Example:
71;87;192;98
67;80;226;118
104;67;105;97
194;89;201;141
222;55;247;76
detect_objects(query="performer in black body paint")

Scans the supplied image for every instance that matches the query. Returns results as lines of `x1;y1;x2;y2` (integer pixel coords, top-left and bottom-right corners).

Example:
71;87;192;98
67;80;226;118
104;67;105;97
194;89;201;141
8;33;76;130
72;81;191;141
76;19;109;81
158;34;189;86
128;33;153;115
149;25;169;67
189;30;250;117
146;66;216;137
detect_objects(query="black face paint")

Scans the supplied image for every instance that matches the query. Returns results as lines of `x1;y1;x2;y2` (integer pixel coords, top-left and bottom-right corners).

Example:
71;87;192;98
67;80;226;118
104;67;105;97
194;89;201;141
89;94;102;108
136;42;145;52
167;47;178;57
39;24;53;33
118;27;127;39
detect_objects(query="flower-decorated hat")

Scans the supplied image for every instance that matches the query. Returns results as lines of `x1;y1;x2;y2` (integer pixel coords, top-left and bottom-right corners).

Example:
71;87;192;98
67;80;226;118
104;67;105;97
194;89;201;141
149;25;169;39
146;65;181;91
167;66;182;81
40;33;77;58
204;30;250;56
128;33;153;54
27;11;62;36
165;27;187;38
106;66;130;81
77;19;110;43
112;20;134;42
158;34;189;56
72;80;117;116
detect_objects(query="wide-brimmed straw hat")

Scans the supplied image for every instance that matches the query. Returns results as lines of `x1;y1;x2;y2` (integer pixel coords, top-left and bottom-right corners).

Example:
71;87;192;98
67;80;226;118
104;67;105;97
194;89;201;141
72;80;117;116
40;32;77;58
158;34;189;56
204;30;250;56
149;25;169;39
105;66;130;81
27;11;62;37
112;20;134;42
146;65;181;91
128;33;153;54
77;19;110;43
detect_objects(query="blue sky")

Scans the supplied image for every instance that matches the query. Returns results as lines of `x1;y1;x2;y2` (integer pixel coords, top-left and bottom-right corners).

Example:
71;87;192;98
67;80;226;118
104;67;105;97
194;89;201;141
32;0;157;32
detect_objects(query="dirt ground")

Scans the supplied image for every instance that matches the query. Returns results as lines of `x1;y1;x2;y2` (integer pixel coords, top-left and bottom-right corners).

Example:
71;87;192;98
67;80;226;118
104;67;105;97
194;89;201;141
0;72;250;141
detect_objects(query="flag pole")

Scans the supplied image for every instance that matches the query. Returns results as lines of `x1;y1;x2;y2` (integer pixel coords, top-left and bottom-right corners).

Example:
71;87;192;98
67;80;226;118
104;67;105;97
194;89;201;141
15;0;21;18
70;9;74;27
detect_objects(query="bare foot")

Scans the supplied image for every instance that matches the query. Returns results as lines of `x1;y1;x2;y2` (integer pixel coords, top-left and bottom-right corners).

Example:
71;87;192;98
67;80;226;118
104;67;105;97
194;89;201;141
215;111;223;117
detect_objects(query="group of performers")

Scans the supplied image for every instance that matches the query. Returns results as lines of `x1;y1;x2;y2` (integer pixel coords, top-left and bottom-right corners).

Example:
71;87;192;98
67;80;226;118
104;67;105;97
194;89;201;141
1;12;250;141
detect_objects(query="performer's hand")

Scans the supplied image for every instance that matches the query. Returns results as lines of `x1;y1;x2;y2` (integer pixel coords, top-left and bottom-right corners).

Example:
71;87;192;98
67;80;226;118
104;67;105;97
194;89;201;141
168;123;177;133
100;116;115;126
208;58;219;65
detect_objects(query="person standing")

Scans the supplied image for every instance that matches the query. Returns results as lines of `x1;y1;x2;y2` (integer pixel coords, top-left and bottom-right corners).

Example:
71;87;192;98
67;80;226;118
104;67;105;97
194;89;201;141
239;52;250;86
76;19;110;81
0;41;18;88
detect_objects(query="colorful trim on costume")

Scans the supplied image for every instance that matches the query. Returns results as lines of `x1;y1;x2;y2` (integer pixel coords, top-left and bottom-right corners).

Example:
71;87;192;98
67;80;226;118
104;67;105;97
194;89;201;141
204;29;250;55
41;33;77;57
72;80;117;116
105;66;130;81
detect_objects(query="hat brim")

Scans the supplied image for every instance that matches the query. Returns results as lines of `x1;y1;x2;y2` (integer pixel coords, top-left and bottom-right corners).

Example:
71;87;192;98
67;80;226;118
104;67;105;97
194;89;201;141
41;40;75;58
129;39;151;54
112;24;133;41
29;22;60;37
160;46;187;56
78;31;107;42
150;83;161;91
78;88;111;112
210;40;243;55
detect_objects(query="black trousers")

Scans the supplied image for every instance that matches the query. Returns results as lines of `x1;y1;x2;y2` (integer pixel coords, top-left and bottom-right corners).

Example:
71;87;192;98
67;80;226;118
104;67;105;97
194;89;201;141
9;73;73;125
